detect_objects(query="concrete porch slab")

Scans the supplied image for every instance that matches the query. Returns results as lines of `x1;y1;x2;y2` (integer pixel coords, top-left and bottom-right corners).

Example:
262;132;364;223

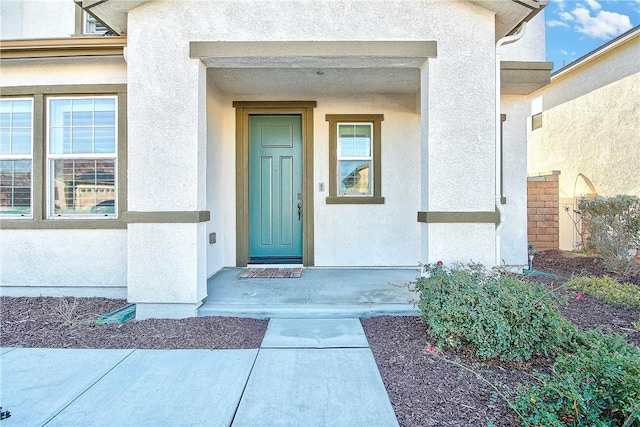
231;348;399;427
0;348;134;426
261;318;369;348
45;349;258;427
200;268;420;319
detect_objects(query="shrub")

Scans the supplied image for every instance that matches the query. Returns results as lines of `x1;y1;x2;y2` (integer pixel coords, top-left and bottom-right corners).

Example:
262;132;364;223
413;263;572;362
578;195;640;276
564;276;640;309
515;329;640;426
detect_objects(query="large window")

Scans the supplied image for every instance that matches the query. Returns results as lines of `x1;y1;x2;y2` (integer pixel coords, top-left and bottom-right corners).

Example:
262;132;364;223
0;98;33;217
326;114;384;204
48;97;117;217
0;85;125;228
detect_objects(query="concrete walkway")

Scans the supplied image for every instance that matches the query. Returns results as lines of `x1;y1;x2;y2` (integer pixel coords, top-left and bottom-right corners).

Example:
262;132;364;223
0;319;399;427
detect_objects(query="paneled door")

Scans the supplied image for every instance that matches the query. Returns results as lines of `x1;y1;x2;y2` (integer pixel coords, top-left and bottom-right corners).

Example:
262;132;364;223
249;115;303;262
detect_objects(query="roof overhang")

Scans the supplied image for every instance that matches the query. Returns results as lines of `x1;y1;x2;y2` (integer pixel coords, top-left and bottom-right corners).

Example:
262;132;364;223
79;0;547;39
469;0;549;40
75;0;151;36
501;61;553;94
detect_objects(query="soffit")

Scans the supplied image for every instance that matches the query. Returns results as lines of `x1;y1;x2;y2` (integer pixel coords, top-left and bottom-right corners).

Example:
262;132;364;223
75;0;151;35
468;0;548;40
501;61;553;94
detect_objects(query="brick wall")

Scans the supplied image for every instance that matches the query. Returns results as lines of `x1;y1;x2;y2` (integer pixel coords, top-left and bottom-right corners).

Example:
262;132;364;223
527;171;560;252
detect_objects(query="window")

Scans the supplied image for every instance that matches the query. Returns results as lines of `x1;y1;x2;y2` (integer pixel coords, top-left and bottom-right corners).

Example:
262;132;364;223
84;12;109;35
0;98;33;217
531;112;542;130
326;114;384;204
47;97;117;218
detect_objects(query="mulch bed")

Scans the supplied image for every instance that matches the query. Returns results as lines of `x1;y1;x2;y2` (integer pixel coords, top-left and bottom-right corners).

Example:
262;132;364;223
1;249;638;426
0;297;267;349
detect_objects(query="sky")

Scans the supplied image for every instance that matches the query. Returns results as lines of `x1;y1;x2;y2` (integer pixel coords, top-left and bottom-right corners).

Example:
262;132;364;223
545;0;640;72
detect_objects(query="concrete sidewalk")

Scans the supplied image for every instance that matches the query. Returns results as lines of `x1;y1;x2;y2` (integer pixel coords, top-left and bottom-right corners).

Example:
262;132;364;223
0;319;399;427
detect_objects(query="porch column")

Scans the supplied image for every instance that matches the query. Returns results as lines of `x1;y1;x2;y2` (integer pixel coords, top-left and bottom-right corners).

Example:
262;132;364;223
418;45;498;266
126;53;209;319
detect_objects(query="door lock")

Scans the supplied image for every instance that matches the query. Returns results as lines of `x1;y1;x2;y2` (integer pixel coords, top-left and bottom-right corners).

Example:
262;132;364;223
297;202;302;221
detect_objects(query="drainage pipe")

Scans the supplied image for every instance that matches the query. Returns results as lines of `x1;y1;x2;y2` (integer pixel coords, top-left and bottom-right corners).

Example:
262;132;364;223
495;23;526;266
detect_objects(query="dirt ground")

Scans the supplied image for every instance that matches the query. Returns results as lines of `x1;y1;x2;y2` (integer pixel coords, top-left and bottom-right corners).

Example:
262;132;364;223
1;249;638;426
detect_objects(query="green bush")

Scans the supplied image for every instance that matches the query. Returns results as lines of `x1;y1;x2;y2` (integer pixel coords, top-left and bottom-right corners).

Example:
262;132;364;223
413;263;572;362
515;329;640;426
564;276;640;309
579;195;640;276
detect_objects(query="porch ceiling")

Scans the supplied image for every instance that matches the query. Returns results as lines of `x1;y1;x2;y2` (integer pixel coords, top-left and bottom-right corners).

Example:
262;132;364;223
194;41;435;97
207;68;420;96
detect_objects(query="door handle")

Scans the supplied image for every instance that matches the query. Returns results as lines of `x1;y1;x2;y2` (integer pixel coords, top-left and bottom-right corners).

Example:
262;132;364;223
297;202;302;222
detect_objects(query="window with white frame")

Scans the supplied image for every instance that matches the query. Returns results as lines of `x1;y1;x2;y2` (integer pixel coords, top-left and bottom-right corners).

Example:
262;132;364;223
84;12;109;34
47;96;117;217
0;98;33;217
325;114;384;204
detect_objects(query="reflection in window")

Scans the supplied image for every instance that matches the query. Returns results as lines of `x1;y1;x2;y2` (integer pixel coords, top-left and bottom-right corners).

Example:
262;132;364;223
0;98;33;217
48;96;117;217
337;123;373;195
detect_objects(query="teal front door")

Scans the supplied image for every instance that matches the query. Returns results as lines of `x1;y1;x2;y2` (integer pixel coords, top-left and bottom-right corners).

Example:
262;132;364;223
249;115;303;262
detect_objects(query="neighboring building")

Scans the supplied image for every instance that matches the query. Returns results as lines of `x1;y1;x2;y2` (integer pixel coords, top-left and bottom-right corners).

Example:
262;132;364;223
1;0;551;319
528;26;640;250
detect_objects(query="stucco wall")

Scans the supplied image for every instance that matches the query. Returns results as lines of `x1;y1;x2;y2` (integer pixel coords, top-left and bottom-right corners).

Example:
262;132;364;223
501;95;530;266
501;11;546;62
0;0;77;40
0;57;128;297
205;77;231;277
0;57;127;87
0;230;127;298
528;36;640;198
126;0;503;274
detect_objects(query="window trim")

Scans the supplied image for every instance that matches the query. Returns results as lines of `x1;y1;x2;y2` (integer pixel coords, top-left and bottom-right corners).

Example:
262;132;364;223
46;95;118;219
325;114;384;204
0;97;34;218
0;85;127;230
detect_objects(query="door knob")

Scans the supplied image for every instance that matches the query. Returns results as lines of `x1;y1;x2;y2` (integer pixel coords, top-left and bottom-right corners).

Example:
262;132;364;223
297;202;302;221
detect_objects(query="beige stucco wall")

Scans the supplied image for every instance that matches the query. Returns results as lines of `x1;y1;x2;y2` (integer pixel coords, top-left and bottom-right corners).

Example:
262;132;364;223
0;0;77;40
528;34;640;199
0;57;127;86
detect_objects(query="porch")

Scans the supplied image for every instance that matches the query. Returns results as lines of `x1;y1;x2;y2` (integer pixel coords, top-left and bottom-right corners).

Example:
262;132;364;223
198;268;421;319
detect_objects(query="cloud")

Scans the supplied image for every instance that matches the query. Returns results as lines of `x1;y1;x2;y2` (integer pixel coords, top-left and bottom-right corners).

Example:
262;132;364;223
572;5;633;39
560;49;577;56
584;0;602;11
559;11;575;21
548;19;571;27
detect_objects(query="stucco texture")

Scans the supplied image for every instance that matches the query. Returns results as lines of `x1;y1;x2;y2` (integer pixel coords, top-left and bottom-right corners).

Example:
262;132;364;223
0;230;127;295
528;36;640;198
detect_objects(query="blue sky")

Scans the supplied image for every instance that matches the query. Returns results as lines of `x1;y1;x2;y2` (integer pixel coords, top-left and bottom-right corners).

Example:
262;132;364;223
545;0;640;71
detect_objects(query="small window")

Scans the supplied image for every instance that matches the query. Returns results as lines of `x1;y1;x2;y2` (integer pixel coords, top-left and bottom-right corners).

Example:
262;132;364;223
0;98;33;218
326;114;384;204
84;12;109;35
47;96;117;218
532;112;542;130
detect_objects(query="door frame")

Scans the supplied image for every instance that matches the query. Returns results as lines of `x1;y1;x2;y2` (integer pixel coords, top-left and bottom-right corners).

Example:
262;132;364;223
233;101;316;267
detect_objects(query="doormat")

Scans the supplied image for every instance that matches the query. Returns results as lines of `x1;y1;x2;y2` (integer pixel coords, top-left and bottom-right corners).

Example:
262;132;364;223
239;268;302;278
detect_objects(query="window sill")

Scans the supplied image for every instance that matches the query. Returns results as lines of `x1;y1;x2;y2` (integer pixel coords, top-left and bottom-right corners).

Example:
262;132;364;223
326;196;385;205
0;219;127;229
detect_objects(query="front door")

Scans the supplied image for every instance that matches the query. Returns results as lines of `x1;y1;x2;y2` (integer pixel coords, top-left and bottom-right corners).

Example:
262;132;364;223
249;115;303;263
